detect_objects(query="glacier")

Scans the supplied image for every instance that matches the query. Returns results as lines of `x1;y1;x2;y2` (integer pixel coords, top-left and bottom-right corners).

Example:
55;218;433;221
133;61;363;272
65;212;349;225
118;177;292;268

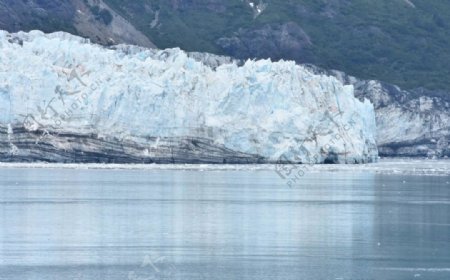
0;30;378;164
304;65;450;158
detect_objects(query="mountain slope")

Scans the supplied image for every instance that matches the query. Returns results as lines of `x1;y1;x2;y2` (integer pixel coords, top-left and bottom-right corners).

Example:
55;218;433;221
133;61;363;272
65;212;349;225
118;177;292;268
2;0;450;91
103;0;450;91
0;0;155;48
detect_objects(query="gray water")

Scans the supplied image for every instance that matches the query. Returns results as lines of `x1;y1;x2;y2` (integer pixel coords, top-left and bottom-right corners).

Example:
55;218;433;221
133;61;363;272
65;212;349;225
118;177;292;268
0;168;449;280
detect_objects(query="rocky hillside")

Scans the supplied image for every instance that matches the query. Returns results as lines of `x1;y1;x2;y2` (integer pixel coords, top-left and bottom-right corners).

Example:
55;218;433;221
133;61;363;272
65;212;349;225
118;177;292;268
0;0;154;47
2;0;450;91
102;0;450;91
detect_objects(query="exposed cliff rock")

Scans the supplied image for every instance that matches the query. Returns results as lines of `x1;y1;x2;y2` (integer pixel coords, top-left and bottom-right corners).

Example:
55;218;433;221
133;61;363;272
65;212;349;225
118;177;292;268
0;0;155;48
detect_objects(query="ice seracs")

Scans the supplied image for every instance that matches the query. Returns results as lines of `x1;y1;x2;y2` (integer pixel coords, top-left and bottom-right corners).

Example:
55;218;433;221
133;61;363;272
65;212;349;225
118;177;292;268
0;30;378;164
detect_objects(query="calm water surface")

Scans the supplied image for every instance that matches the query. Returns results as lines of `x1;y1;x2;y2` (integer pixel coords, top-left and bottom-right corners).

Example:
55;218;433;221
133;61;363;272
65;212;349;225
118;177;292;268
0;168;449;280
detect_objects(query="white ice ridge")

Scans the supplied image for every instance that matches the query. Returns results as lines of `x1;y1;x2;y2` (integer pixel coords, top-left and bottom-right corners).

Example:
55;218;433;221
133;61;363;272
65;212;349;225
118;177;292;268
0;30;378;163
0;159;449;176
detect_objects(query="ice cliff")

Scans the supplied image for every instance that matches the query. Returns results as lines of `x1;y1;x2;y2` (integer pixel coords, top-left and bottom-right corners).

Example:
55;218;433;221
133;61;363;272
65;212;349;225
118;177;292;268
0;30;378;163
303;65;450;158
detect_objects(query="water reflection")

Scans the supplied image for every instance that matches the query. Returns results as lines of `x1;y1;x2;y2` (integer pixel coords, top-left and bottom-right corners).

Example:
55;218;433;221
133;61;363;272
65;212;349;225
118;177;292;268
0;168;449;280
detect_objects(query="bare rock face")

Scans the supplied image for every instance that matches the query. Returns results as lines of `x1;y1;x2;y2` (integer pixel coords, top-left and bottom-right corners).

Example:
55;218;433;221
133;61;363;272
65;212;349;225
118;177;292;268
0;0;155;48
216;22;312;63
354;82;450;158
72;0;156;48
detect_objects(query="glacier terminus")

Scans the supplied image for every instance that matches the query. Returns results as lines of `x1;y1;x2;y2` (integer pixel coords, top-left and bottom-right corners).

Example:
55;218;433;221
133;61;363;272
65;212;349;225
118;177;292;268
0;31;378;164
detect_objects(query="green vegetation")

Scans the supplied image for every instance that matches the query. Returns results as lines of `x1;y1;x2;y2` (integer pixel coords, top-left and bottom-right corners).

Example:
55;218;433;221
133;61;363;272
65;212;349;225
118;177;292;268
104;0;254;53
103;0;450;91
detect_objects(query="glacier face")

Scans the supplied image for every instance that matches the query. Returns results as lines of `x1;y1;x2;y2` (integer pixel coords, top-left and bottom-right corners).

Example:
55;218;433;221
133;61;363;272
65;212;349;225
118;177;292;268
303;64;450;158
0;30;378;163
